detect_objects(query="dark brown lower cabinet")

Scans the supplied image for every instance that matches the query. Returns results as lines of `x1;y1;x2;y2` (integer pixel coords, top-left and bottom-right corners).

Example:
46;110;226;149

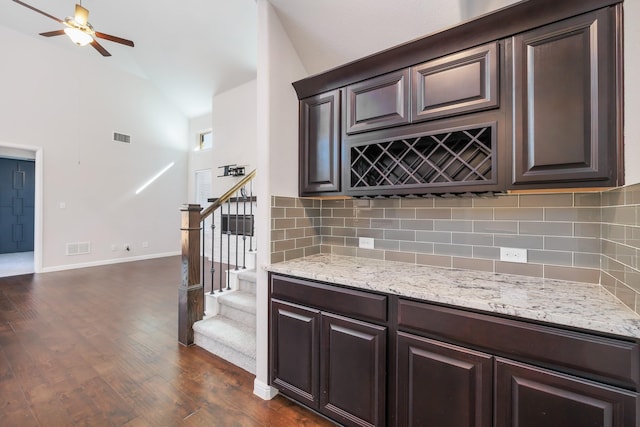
495;358;638;427
396;332;493;427
271;300;320;407
321;313;386;427
270;297;387;427
270;275;639;426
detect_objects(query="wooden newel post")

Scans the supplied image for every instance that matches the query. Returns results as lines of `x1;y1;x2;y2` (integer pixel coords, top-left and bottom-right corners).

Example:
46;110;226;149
178;204;204;346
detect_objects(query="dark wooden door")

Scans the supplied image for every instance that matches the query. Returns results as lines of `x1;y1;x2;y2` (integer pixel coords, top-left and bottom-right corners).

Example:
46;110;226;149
495;358;638;427
0;158;35;254
299;90;341;195
511;8;618;187
396;332;493;427
270;299;320;408
320;312;386;427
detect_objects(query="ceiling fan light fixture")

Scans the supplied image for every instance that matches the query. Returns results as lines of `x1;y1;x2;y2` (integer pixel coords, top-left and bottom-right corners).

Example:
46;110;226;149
64;26;93;46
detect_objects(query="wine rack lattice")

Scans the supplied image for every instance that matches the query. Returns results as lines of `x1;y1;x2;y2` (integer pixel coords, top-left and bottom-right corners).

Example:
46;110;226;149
350;125;494;189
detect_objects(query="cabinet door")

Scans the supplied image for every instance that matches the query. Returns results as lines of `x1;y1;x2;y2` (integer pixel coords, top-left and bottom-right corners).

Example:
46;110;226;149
320;312;386;427
412;42;499;123
396;332;493;427
299;90;341;195
511;8;618;187
345;69;411;135
495;358;638;427
271;300;320;408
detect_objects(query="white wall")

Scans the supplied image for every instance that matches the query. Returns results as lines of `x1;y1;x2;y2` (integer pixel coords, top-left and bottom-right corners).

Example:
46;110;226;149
459;0;520;20
624;1;640;185
0;25;189;271
188;113;213;203
211;79;258;197
254;0;308;399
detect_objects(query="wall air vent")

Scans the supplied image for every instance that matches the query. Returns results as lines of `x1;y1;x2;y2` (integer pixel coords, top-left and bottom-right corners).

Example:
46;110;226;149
113;132;131;143
66;242;91;256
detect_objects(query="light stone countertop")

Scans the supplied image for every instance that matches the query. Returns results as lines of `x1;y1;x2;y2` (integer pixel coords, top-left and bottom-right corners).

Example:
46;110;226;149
267;253;640;339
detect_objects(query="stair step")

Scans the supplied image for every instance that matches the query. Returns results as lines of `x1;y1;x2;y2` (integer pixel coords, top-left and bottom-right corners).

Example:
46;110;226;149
194;316;256;375
237;269;256;294
218;290;256;314
217;290;255;328
238;269;256;283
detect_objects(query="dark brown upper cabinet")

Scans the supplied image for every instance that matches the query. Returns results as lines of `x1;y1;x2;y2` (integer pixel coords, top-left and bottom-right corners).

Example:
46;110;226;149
293;0;624;197
299;90;341;196
411;42;499;123
345;69;411;135
510;8;622;188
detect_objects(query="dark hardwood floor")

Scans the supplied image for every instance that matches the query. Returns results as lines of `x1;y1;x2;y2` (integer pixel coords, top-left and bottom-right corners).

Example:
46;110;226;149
0;256;335;426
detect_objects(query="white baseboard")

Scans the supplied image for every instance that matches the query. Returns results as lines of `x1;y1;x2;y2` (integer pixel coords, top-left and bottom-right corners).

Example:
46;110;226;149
253;378;278;400
41;251;180;273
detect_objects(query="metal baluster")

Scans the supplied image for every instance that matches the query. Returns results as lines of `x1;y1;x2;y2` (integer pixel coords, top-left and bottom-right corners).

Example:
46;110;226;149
219;209;224;292
201;215;205;298
242;186;247;269
235;190;240;271
249;180;254;252
210;219;215;294
226;199;231;290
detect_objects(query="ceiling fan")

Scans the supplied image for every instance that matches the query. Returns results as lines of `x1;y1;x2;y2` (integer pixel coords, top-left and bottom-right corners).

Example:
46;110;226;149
11;0;134;57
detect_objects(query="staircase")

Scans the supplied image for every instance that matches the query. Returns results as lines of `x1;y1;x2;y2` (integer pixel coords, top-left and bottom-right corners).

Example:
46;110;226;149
193;265;257;374
178;169;257;373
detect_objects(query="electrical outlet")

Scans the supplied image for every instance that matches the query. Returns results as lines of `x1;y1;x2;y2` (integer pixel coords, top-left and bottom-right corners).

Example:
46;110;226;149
500;247;527;263
111;244;117;251
142;241;149;248
124;243;131;252
359;237;375;249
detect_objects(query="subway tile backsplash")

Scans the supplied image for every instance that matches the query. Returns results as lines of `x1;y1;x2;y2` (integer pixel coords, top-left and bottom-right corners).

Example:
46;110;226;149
271;182;640;315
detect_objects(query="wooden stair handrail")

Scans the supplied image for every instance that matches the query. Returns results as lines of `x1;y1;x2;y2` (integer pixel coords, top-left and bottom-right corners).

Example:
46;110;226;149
200;169;256;221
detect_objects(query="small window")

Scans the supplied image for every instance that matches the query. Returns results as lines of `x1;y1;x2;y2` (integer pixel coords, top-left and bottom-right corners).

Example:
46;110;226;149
198;130;212;151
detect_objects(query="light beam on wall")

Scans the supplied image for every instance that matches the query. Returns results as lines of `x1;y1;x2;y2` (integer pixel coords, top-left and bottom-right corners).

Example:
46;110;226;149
135;162;175;195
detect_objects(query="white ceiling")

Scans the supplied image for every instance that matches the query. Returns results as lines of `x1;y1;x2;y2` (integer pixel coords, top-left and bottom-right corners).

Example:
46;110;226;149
0;0;519;118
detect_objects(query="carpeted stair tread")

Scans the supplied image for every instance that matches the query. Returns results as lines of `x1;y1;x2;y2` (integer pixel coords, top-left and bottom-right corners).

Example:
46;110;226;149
218;290;256;314
194;316;256;362
237;269;257;283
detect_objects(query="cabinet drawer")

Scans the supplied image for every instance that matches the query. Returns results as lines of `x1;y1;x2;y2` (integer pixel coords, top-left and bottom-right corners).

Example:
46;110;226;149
345;69;410;134
411;42;499;122
271;274;388;323
398;299;640;391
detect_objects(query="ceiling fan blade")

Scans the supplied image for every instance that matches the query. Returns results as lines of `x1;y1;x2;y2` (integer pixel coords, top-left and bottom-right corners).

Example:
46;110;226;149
90;40;111;57
11;0;63;23
95;32;134;47
40;30;66;37
74;4;89;26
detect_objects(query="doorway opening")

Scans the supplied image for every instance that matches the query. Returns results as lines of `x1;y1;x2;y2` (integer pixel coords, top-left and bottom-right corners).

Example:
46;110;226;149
0;143;42;277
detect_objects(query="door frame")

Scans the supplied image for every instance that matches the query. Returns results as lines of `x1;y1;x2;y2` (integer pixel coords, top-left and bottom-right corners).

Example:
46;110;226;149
0;142;43;273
